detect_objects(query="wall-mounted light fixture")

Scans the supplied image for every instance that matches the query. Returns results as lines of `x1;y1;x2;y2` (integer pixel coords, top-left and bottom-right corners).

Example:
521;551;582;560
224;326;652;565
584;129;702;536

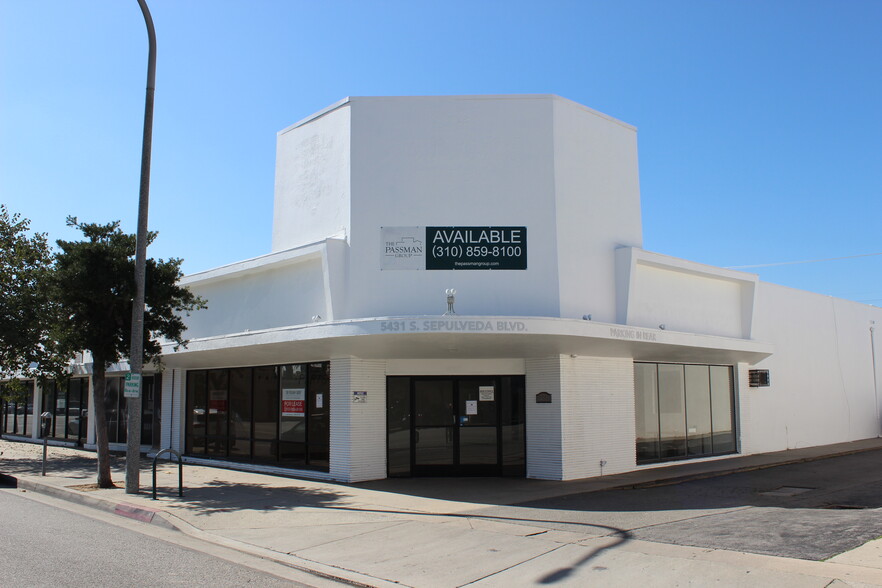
444;289;457;315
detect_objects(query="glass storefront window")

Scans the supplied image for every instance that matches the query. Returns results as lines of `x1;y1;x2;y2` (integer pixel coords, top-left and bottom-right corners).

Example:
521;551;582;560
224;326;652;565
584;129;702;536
184;363;330;472
307;363;330;468
635;363;660;462
206;370;229;457
279;364;307;464
68;379;87;442
1;381;34;437
635;362;736;464
658;364;686;459
710;366;736;453
23;385;33;436
252;366;279;458
105;377;121;443
229;368;252;459
685;365;712;456
186;371;207;455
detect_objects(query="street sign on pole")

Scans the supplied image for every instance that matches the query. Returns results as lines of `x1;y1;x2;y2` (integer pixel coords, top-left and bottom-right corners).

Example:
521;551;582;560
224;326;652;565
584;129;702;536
124;373;142;399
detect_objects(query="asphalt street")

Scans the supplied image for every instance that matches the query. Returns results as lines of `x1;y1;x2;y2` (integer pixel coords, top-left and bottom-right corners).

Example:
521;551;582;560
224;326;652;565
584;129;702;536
0;488;322;587
466;449;882;561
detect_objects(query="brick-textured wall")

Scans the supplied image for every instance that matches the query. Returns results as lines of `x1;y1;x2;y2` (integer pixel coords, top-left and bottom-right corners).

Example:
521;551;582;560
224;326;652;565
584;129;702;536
330;357;387;482
525;357;564;479
526;356;635;480
560;356;635;479
160;369;185;453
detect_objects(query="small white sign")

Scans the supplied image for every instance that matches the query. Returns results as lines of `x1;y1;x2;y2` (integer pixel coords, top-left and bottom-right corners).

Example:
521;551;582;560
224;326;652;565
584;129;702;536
465;400;478;415
123;373;141;399
316;393;324;409
353;391;367;403
479;386;495;401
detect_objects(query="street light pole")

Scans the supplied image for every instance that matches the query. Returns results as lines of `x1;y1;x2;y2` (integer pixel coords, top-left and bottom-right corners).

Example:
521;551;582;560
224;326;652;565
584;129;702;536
126;0;156;494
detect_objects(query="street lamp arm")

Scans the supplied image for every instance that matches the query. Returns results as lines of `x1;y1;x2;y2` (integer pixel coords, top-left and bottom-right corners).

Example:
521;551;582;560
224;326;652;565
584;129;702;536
137;0;156;91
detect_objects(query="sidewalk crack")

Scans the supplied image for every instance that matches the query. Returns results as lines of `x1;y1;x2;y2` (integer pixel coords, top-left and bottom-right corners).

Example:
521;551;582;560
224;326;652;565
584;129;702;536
457;544;569;587
282;520;410;554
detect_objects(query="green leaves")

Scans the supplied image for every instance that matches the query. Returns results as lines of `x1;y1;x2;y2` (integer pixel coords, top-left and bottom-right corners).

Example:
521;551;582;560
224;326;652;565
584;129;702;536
0;205;58;381
0;207;206;383
53;219;205;369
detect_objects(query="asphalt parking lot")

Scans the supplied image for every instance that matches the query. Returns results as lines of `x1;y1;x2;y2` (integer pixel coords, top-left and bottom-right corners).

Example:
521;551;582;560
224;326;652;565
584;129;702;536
465;448;882;560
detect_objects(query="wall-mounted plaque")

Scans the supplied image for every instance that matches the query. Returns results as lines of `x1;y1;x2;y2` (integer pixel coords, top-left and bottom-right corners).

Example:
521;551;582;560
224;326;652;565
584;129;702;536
536;392;552;403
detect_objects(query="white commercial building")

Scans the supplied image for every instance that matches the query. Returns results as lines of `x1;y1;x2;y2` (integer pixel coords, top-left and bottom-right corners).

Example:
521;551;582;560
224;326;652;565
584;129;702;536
5;95;881;483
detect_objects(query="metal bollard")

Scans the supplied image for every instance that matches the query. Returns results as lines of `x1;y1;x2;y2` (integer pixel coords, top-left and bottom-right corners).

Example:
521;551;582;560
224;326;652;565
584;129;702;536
40;412;52;476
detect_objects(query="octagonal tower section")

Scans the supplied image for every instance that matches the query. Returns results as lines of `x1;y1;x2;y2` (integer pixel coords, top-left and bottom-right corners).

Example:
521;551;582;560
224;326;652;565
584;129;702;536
271;95;643;322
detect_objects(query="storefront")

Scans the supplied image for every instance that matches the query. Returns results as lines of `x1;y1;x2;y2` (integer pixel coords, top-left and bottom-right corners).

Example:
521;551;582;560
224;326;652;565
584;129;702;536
40;378;89;445
1;381;34;438
184;362;329;471
7;95;882;484
1;375;162;449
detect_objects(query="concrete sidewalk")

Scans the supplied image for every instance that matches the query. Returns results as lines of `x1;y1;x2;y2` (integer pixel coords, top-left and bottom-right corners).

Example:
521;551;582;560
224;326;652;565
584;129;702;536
3;438;882;587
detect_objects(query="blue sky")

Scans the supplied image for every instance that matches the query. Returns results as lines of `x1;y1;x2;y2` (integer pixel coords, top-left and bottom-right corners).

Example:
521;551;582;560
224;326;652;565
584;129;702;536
2;1;881;304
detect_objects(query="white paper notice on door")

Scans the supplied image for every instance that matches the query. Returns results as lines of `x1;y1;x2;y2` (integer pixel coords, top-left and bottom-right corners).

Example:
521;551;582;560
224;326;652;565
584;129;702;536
479;386;495;401
465;400;478;415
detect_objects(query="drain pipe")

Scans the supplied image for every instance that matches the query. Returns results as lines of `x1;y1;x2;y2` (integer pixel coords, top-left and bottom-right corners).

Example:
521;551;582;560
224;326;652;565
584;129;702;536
872;322;879;437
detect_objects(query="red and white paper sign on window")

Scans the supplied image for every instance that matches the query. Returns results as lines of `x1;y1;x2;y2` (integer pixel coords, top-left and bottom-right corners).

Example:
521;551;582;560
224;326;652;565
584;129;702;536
209;390;227;411
281;388;306;416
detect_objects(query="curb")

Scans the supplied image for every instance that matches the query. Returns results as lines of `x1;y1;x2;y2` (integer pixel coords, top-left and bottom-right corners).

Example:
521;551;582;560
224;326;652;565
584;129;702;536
4;472;400;588
12;475;178;531
612;445;882;490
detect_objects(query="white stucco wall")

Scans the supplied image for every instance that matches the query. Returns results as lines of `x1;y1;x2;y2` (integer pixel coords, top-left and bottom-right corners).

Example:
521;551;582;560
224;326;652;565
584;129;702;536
743;283;882;453
273;101;351;252
346;95;561;318
553;98;643;323
183;256;326;339
618;248;758;339
630;264;747;338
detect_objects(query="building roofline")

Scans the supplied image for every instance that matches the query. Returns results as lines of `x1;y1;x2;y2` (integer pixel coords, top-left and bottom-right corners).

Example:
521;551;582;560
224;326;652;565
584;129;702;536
277;94;636;135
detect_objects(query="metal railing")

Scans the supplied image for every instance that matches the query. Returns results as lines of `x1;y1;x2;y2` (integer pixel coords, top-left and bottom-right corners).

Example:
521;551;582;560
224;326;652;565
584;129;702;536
151;448;183;500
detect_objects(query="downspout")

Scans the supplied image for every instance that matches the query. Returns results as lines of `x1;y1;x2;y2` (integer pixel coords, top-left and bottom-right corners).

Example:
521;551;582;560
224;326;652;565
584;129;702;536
871;322;879;437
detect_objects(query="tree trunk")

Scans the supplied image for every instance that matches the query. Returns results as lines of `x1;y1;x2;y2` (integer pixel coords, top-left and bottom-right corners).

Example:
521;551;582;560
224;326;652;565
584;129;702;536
91;361;114;488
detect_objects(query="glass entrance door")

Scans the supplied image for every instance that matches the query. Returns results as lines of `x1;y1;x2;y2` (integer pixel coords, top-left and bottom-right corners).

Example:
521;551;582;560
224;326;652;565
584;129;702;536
455;379;499;471
409;377;508;476
413;380;455;471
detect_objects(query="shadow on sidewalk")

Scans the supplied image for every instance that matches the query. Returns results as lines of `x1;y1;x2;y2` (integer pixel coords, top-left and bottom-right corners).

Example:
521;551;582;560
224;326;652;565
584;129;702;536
171;479;349;515
0;452;118;480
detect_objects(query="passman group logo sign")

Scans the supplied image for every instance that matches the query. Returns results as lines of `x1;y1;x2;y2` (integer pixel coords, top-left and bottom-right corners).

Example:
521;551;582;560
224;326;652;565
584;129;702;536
381;226;425;270
381;226;527;270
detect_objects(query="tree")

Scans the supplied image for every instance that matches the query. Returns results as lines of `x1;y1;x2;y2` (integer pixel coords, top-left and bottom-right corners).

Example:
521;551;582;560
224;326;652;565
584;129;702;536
52;218;205;487
0;205;66;387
